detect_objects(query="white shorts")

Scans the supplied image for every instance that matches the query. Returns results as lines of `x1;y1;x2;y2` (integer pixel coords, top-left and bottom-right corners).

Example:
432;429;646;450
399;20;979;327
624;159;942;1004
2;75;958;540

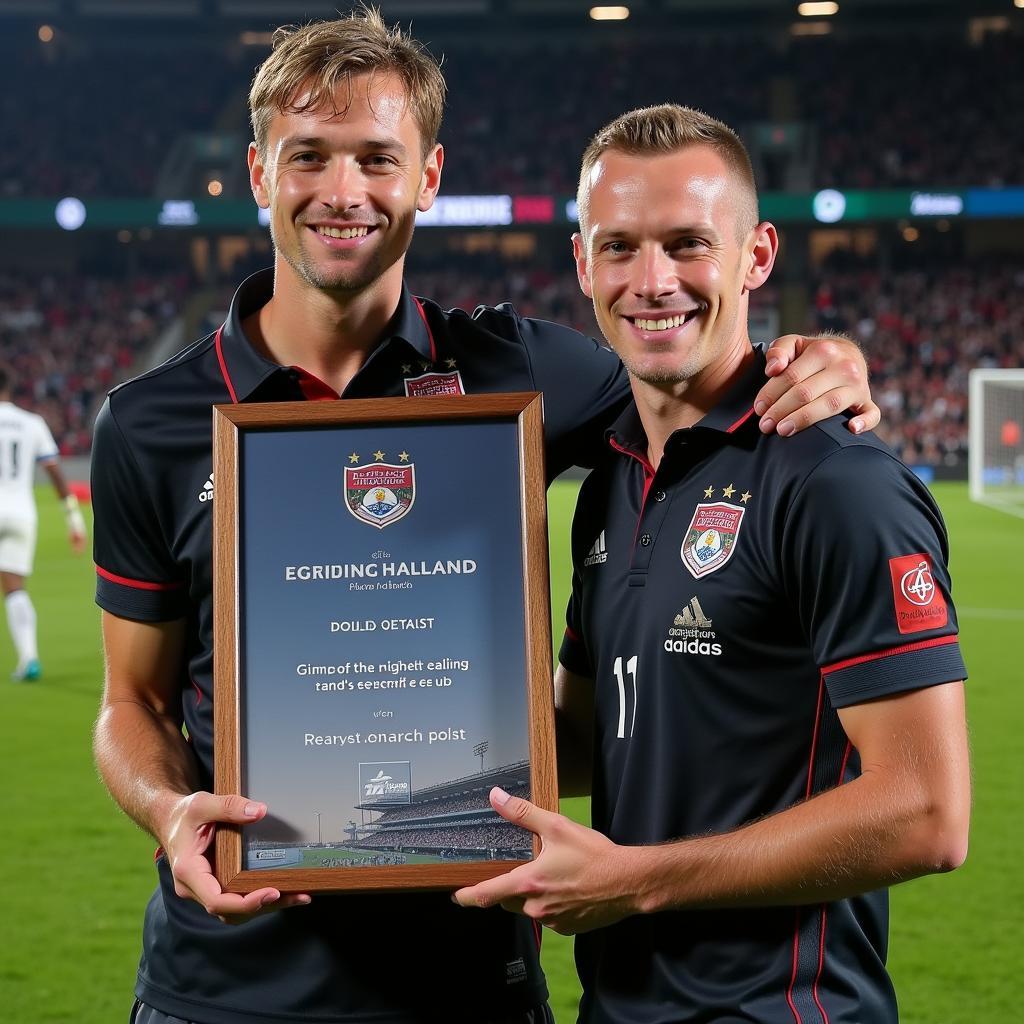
0;511;37;576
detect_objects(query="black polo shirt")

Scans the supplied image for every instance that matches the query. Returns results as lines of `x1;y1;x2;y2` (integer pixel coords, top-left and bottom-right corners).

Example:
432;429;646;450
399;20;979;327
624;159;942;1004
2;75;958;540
558;348;966;1024
91;268;629;1024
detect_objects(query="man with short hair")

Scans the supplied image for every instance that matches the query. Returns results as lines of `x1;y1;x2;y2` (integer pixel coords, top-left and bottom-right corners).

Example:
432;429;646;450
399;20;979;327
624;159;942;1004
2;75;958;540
454;105;970;1024
92;12;880;1024
0;365;85;681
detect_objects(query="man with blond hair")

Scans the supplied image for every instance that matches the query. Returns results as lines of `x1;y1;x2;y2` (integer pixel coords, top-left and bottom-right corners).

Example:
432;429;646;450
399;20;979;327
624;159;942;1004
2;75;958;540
454;104;970;1023
92;10;880;1023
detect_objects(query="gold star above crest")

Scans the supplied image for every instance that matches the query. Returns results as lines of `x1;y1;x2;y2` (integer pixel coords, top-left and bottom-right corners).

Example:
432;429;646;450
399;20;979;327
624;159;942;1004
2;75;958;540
740;491;752;503
444;357;457;369
722;483;736;499
398;451;410;462
401;363;412;374
373;450;385;461
420;362;431;372
348;452;360;464
703;485;714;499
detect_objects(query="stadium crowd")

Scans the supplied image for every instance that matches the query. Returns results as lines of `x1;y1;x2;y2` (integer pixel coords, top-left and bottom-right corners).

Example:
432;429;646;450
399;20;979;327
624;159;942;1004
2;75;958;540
806;260;1024;467
1;29;1019;198
368;781;531;823
0;271;187;455
0;254;1019;468
354;821;531;856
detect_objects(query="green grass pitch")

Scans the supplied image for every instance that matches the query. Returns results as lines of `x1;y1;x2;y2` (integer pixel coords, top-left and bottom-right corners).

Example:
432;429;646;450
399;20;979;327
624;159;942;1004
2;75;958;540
0;482;1019;1023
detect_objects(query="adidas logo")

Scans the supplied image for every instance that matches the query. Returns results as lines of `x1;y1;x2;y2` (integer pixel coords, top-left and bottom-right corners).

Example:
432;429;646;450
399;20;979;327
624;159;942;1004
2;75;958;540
584;530;608;566
198;475;214;503
673;596;712;629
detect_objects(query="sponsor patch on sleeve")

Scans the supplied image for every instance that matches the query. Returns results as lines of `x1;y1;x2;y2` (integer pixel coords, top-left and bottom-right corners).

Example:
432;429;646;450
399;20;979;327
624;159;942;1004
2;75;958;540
888;553;948;634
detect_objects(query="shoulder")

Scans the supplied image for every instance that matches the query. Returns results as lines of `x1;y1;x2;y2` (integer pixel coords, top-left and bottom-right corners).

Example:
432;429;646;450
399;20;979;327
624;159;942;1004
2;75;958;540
762;417;909;490
105;329;219;416
768;422;944;537
418;297;602;351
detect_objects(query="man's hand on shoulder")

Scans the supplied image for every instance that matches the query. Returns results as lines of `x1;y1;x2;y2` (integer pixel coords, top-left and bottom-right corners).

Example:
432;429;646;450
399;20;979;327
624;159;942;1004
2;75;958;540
163;792;311;925
755;334;879;437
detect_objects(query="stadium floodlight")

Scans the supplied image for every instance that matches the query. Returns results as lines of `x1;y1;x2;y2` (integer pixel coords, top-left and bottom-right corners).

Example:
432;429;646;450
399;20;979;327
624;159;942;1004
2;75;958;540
315;811;322;846
55;197;86;231
969;368;1024;518
473;740;489;772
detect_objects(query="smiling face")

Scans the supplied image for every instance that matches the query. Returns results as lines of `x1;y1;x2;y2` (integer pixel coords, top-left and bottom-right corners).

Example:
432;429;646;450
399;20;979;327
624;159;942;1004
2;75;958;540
248;71;442;298
574;145;776;393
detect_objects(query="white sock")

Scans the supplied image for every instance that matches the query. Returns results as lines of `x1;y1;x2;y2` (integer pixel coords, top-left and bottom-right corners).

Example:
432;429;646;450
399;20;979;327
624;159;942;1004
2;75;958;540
5;590;38;668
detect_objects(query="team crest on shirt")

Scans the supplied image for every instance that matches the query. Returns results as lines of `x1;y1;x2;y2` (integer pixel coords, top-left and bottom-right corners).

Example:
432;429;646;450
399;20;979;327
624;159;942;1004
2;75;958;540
680;501;745;579
403;370;465;397
344;454;415;529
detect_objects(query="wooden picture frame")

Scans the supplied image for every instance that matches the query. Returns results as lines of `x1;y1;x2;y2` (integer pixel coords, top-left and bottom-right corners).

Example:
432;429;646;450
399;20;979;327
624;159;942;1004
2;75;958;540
212;393;556;893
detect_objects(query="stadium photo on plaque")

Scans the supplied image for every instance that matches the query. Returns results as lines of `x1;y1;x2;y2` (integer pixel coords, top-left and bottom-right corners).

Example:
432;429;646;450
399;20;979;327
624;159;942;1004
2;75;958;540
212;394;557;893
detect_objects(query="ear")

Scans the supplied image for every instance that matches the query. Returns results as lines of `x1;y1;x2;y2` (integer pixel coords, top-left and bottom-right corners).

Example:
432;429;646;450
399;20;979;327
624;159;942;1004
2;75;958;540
248;142;270;209
744;221;779;292
572;232;593;299
417;143;444;213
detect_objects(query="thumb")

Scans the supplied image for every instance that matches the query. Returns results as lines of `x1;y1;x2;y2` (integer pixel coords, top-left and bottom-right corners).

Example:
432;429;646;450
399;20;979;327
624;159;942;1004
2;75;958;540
207;793;267;825
489;787;554;835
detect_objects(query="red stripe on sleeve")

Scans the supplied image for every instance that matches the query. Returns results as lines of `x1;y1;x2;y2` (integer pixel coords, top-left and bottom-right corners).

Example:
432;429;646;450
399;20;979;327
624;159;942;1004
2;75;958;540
96;565;185;591
821;634;958;676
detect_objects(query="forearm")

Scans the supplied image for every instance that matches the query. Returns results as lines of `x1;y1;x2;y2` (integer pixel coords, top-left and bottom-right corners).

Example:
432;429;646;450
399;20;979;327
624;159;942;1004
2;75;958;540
631;764;967;914
93;698;200;846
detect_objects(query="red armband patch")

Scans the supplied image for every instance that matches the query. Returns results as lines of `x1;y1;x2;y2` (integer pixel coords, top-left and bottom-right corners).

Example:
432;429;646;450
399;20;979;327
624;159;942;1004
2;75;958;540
889;553;948;635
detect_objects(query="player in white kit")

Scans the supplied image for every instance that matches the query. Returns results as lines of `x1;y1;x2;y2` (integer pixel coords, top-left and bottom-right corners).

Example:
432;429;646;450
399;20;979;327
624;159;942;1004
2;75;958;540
0;367;86;680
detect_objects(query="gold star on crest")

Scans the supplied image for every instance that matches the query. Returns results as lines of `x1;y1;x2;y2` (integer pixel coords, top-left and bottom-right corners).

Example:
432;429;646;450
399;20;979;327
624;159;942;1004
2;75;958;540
398;451;410;462
348;452;360;464
444;357;457;369
703;485;714;499
420;362;431;372
740;490;752;504
400;363;412;374
722;483;736;499
373;450;385;461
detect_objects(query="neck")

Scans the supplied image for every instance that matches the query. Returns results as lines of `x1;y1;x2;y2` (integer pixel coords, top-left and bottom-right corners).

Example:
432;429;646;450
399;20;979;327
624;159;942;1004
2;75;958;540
243;257;405;395
633;338;754;470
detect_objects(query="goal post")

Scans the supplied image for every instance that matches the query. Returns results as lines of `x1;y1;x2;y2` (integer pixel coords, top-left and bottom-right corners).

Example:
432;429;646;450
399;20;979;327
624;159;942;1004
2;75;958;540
969;368;1024;511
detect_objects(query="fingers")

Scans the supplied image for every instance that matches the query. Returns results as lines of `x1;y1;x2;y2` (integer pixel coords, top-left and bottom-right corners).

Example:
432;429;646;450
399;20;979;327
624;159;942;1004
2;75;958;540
453;865;529;910
755;337;868;436
763;333;806;375
844;398;881;435
166;793;312;923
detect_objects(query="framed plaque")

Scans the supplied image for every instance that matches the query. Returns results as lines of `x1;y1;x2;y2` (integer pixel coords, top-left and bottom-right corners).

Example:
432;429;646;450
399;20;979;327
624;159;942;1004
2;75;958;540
212;394;556;894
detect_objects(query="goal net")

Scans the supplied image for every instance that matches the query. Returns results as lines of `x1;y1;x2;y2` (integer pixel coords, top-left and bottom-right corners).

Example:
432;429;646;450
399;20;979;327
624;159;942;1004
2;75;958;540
969;368;1024;515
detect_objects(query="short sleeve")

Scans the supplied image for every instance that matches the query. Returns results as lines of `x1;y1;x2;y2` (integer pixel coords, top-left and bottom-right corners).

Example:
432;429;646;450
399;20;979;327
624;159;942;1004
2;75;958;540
32;414;59;461
91;397;188;621
781;445;966;709
515;316;630;478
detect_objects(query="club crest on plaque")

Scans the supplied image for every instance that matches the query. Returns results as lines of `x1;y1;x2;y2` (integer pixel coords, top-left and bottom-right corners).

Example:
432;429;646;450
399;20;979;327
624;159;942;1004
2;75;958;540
344;453;415;529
